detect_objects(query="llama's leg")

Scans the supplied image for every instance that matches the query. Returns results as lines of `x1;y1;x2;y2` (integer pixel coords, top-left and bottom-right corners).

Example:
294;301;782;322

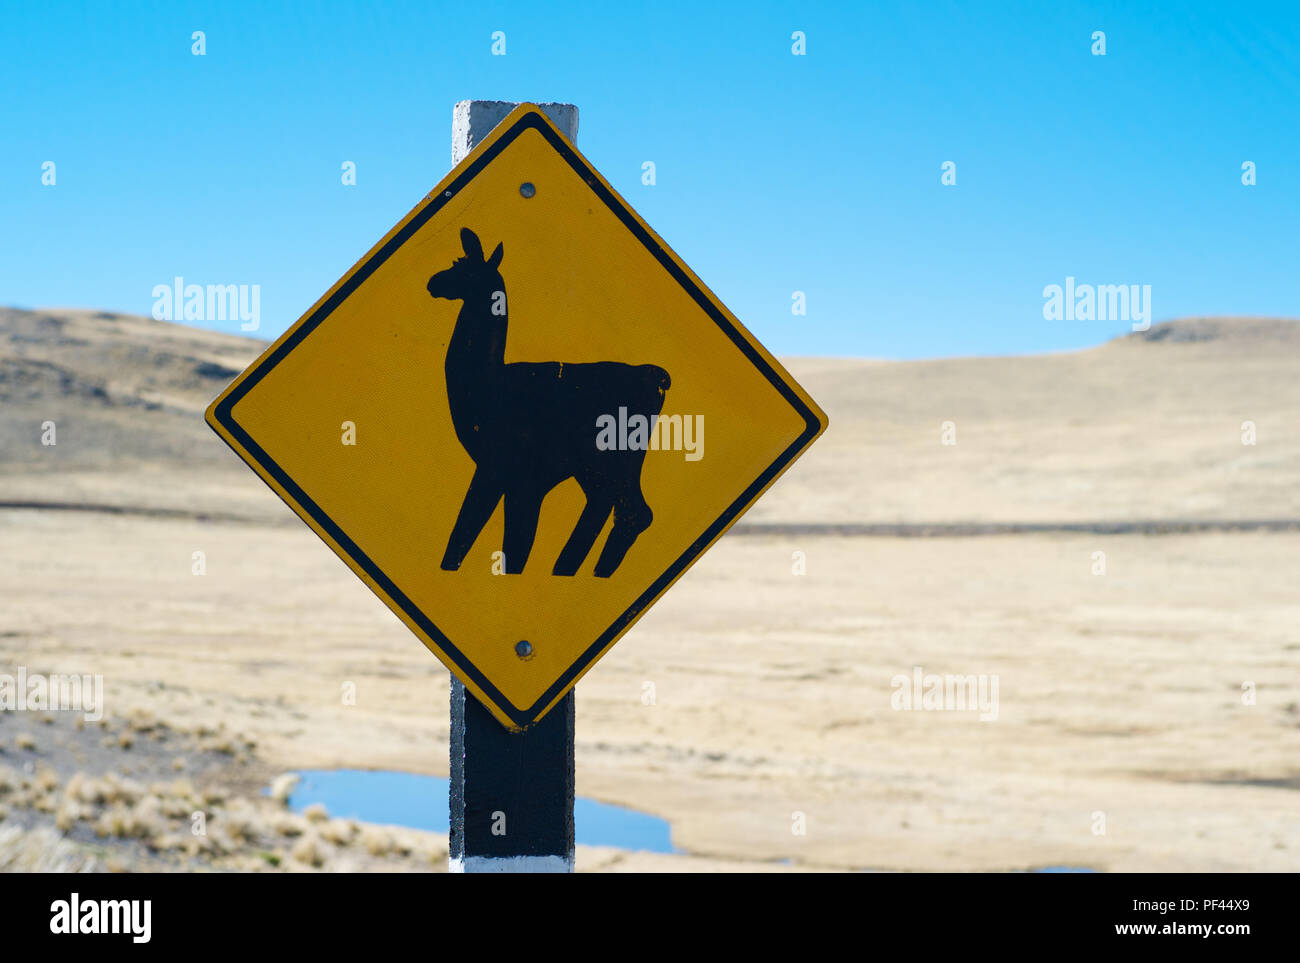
553;495;612;576
502;488;545;574
440;469;502;571
593;489;653;578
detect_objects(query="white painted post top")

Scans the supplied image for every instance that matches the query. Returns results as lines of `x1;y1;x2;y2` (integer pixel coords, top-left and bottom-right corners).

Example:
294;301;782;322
452;100;579;164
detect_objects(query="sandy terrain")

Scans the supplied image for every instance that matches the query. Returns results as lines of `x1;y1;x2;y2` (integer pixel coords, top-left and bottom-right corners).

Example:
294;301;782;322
1;307;1297;871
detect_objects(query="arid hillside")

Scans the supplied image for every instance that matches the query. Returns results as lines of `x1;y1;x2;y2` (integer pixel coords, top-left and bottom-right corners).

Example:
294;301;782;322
4;307;1298;528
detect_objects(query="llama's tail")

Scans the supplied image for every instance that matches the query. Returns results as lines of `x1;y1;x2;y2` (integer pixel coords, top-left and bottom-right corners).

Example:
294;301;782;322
647;365;671;391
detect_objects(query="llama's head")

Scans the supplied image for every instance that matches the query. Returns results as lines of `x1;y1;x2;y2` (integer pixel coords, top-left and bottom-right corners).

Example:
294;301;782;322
427;227;504;303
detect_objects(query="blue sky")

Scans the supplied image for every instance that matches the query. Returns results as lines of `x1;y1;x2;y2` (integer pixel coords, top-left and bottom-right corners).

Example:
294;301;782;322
2;0;1296;359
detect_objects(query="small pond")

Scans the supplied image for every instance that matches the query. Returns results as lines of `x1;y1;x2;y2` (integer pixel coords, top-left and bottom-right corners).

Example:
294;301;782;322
284;769;676;853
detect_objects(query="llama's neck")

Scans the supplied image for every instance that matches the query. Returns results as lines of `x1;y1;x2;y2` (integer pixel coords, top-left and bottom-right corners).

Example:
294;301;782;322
447;297;507;373
445;295;508;448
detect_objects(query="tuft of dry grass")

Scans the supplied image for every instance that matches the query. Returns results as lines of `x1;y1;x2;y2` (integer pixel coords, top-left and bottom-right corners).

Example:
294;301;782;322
69;774;110;805
272;813;306;837
425;840;449;866
268;772;300;806
0;826;103;873
319;819;355;846
55;799;90;831
102;773;144;806
32;777;59;814
219;805;262;844
290;833;327;868
64;772;85;801
184;832;217;857
125;708;156;733
160;780;200;818
93;795;166;841
302;802;329;824
35;768;59;793
361;828;393;857
151;833;185;852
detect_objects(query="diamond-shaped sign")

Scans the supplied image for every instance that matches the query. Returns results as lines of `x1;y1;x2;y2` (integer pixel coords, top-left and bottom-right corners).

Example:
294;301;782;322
206;104;827;730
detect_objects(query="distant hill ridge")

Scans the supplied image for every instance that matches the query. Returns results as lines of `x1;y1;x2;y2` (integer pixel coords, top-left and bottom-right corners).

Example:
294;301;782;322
1119;316;1300;346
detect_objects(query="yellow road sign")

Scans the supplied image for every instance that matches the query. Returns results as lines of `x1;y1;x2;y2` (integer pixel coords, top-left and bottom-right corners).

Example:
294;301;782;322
206;104;827;730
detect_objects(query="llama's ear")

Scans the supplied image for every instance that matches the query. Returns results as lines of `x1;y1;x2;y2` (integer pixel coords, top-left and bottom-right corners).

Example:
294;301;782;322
486;242;503;270
460;227;484;261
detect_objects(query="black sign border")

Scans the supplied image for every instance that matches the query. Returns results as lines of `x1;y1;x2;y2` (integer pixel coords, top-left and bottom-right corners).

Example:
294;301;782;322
212;109;825;729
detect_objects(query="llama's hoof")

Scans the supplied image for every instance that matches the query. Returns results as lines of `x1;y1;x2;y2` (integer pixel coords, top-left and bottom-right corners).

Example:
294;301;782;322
440;559;462;572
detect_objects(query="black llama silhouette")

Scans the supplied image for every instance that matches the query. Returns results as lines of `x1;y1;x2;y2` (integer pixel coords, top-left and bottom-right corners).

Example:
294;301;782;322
428;227;670;577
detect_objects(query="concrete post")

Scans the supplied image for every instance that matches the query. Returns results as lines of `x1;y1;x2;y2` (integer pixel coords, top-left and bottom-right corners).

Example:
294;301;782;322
447;101;579;874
